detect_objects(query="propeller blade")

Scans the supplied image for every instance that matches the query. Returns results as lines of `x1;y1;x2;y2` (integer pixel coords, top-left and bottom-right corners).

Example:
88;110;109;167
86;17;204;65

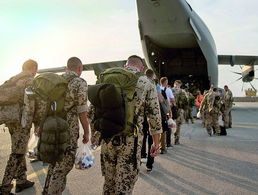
231;71;242;75
249;82;257;91
235;76;243;82
239;65;243;70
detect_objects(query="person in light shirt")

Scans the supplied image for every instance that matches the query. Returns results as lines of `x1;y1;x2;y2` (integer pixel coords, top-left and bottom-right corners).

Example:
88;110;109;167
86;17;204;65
160;77;174;149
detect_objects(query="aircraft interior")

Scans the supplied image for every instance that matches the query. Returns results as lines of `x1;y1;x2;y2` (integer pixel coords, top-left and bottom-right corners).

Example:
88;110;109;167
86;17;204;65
145;36;210;94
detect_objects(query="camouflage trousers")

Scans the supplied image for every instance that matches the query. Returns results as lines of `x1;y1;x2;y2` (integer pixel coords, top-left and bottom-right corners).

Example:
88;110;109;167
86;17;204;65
201;110;208;127
1;124;30;193
160;132;166;150
222;107;232;128
185;106;193;123
206;111;220;134
174;109;184;140
43;151;75;195
101;134;142;195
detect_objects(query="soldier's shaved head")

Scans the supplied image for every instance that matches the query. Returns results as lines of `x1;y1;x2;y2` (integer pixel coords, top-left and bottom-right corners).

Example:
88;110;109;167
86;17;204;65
22;59;38;76
67;57;83;76
145;69;155;80
67;57;82;71
125;55;144;72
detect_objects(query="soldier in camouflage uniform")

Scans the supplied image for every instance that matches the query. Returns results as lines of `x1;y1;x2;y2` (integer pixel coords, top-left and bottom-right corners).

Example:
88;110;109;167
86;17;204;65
0;60;38;195
172;80;188;145
185;90;195;124
199;90;209;128
92;55;162;195
222;85;233;128
22;57;90;195
206;88;221;136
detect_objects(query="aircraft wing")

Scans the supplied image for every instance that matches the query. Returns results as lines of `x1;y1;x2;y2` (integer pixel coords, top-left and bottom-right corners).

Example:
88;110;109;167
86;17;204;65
38;60;126;76
218;55;258;66
84;60;126;76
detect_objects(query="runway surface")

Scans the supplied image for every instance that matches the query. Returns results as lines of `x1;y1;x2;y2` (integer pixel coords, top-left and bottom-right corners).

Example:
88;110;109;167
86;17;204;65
0;102;258;194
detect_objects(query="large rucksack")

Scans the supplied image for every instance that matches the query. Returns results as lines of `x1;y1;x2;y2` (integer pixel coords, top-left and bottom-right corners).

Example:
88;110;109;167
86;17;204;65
0;72;32;125
88;67;140;142
31;72;75;164
188;93;196;107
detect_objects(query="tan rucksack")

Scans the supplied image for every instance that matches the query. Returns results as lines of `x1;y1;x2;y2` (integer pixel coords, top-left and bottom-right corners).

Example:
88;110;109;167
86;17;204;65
0;72;32;125
0;72;32;105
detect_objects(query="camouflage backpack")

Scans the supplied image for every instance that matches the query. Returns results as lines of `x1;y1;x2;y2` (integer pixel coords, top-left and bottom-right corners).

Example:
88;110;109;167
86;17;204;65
0;72;32;105
188;93;196;107
32;72;75;164
176;89;188;109
88;67;141;142
0;72;32;125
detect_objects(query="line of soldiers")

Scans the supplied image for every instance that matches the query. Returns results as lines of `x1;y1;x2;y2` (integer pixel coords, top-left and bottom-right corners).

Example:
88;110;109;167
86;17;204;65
1;55;162;195
0;57;233;195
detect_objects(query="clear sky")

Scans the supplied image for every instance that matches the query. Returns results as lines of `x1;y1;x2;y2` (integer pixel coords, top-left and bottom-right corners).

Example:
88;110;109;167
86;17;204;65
0;0;257;96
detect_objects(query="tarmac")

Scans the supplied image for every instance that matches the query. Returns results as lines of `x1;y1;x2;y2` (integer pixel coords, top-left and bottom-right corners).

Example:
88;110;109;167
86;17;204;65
0;102;258;195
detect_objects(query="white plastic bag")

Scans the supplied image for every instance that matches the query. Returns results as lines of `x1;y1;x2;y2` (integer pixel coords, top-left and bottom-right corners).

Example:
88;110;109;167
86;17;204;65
167;118;176;128
75;143;95;170
27;133;39;159
197;111;201;119
168;118;177;134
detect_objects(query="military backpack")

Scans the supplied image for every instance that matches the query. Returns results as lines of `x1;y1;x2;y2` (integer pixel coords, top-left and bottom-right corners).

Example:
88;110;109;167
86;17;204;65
31;72;75;164
0;72;32;125
176;89;188;110
88;67;141;142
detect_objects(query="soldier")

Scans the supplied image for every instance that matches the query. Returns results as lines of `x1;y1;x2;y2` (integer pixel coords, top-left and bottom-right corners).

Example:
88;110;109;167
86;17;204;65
172;80;188;145
141;69;156;171
222;85;233;128
22;57;90;195
199;90;209;128
185;89;195;124
159;77;173;153
0;60;38;195
206;87;221;136
92;55;162;194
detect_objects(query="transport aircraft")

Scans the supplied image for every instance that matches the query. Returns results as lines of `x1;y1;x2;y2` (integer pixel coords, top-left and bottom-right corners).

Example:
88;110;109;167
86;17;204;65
38;0;258;92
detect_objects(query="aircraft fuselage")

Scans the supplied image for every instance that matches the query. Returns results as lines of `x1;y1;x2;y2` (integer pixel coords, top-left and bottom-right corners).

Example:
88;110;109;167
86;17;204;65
137;0;218;92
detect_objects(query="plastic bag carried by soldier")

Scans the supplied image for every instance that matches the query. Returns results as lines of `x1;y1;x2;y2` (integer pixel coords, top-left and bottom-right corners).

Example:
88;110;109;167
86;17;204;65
75;143;95;169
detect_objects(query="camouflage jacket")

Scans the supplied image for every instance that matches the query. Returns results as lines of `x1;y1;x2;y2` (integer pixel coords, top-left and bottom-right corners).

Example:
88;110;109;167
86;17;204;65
199;93;208;112
187;92;195;107
223;89;233;108
173;88;188;109
207;91;221;114
133;74;162;135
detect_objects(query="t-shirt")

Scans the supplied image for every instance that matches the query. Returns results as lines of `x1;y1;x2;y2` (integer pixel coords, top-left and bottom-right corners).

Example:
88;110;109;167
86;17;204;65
160;86;174;105
156;84;161;94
